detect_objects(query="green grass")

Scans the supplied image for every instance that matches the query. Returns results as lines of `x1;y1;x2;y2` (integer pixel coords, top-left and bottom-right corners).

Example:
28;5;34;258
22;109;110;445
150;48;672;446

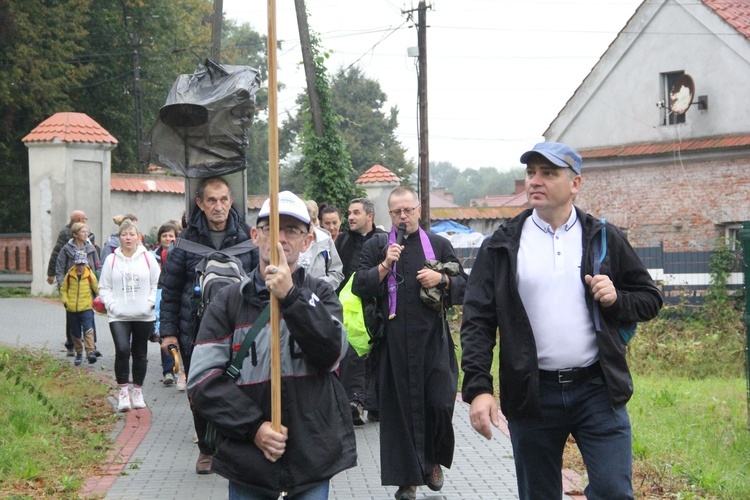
0;287;31;299
630;376;749;498
0;346;116;498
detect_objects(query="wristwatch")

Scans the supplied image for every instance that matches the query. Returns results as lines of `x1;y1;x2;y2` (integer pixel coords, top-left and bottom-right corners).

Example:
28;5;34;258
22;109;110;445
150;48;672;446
436;273;448;290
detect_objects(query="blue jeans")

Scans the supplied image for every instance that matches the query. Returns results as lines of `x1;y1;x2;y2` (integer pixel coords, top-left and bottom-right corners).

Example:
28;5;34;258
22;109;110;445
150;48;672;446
228;480;329;500
508;374;633;500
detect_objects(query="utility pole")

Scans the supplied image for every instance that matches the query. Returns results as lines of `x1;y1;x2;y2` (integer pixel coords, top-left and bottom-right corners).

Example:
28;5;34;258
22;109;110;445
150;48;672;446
294;0;325;137
404;1;431;230
128;28;145;173
211;0;224;63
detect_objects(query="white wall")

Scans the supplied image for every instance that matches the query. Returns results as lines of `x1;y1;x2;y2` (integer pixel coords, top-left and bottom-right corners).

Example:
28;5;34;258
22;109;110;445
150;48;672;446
27;140;113;295
109;191;186;242
546;1;750;148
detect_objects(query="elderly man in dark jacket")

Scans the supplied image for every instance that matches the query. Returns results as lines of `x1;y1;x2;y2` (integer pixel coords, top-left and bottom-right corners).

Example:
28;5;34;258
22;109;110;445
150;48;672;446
160;177;258;474
188;191;356;498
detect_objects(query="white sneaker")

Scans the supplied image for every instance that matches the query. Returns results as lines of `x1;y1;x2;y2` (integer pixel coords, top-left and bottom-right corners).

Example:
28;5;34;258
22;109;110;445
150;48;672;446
117;388;131;412
131;388;146;409
177;371;187;391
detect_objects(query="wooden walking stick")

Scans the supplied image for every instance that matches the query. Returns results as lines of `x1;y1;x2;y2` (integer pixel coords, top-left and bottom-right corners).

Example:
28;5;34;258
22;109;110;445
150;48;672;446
267;0;282;432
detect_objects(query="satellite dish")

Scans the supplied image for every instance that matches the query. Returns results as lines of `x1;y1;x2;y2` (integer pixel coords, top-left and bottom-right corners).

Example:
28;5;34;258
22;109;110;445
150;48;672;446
669;74;695;115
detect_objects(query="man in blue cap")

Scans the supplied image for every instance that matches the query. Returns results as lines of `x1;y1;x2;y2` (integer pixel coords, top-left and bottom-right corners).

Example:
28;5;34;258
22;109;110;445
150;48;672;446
460;142;662;499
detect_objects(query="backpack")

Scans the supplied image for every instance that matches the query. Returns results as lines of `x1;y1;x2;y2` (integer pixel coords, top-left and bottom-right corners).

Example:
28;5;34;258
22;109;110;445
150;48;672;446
175;238;256;328
339;233;388;356
592;219;637;345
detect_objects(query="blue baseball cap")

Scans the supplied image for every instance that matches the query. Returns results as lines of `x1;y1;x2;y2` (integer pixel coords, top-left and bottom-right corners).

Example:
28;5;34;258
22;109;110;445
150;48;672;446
520;142;582;175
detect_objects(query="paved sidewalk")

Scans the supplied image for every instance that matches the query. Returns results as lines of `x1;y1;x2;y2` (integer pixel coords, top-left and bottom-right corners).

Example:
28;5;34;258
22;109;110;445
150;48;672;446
0;297;582;499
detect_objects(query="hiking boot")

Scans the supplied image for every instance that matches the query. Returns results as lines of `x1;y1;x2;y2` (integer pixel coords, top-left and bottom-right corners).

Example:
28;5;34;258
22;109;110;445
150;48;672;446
394;486;416;500
66;346;75;357
117;388;131;412
131;388;146;409
94;350;103;357
74;354;83;366
425;464;444;491
196;452;213;474
350;401;365;426
177;371;187;391
163;373;175;386
87;353;97;364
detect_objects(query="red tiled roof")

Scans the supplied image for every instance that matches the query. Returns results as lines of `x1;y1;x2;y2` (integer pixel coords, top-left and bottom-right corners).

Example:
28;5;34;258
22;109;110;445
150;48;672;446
703;0;750;39
22;112;118;144
356;164;401;184
431;206;524;221
579;134;750;159
247;195;267;209
111;174;184;194
470;191;528;208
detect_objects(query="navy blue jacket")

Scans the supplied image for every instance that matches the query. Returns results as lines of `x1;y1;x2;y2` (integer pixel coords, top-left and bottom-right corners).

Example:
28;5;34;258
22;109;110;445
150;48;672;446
158;207;258;353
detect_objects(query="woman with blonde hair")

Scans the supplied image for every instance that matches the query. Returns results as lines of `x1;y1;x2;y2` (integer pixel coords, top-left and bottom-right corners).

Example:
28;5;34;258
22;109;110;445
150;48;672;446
101;213;140;262
99;219;160;411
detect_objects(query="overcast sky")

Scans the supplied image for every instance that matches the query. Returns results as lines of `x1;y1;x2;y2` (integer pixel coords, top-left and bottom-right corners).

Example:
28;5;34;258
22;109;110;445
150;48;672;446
222;0;643;172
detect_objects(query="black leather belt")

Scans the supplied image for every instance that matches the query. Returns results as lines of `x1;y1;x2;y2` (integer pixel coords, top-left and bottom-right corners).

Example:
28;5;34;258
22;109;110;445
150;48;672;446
539;361;603;384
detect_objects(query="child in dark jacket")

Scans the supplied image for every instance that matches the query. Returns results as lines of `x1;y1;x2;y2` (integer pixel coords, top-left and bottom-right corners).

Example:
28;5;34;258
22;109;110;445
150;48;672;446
61;255;99;366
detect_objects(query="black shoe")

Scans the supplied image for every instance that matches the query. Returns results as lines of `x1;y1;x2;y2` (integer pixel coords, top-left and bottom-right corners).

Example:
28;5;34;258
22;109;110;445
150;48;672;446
394;486;416;500
350;401;365;426
424;464;444;491
66;347;75;357
367;410;380;422
87;353;97;364
74;354;83;366
94;350;103;357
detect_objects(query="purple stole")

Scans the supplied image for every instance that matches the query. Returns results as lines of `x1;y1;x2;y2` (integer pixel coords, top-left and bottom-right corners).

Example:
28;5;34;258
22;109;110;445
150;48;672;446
387;227;435;319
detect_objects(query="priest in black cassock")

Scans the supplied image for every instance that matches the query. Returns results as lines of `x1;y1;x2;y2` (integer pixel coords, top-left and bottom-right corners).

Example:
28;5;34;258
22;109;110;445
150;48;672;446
353;186;467;500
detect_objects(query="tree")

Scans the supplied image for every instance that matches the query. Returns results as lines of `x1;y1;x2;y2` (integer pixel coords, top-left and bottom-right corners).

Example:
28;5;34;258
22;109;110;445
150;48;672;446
330;67;414;183
281;66;414;200
295;32;363;209
429;162;524;206
0;0;94;232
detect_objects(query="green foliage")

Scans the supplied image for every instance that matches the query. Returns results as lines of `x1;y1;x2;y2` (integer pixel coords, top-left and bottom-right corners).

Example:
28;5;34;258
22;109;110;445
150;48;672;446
280;54;415;201
703;239;741;326
0;0;216;232
0;346;114;497
297;32;364;208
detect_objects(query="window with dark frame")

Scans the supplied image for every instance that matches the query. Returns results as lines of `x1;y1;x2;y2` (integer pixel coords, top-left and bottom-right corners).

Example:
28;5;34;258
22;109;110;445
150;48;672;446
661;71;686;125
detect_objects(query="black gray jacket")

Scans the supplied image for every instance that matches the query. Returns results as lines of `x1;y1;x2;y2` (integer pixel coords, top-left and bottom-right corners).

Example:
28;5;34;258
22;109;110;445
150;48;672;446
158;207;257;353
188;268;356;496
460;208;663;419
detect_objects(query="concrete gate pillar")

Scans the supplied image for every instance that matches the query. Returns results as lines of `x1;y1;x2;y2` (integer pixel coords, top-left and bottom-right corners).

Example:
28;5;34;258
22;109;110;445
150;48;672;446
23;112;117;295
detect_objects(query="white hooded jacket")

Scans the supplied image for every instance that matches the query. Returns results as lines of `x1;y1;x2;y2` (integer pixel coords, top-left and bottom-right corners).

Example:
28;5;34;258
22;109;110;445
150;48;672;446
99;245;160;323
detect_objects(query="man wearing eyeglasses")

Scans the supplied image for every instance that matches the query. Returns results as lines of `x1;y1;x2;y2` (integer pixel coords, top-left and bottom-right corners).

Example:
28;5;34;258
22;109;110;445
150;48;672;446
159;176;258;475
334;197;387;427
187;191;356;499
353;186;467;500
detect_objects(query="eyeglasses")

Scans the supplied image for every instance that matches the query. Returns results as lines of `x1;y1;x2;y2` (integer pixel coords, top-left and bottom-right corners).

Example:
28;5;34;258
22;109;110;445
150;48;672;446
389;206;420;217
257;225;307;239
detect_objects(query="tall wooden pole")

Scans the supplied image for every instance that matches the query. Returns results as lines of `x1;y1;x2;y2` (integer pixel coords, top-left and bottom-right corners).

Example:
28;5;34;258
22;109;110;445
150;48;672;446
417;1;430;230
294;0;324;137
211;0;224;63
267;0;282;432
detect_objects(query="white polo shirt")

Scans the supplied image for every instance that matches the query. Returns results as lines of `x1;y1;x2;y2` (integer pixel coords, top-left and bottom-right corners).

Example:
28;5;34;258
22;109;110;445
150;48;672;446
516;209;598;370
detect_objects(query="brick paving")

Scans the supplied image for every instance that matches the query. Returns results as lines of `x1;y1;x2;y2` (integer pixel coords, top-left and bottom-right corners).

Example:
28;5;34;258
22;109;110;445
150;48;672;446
0;297;583;499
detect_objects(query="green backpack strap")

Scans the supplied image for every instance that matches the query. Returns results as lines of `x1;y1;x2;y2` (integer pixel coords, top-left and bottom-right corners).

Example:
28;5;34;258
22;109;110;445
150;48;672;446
225;303;271;379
